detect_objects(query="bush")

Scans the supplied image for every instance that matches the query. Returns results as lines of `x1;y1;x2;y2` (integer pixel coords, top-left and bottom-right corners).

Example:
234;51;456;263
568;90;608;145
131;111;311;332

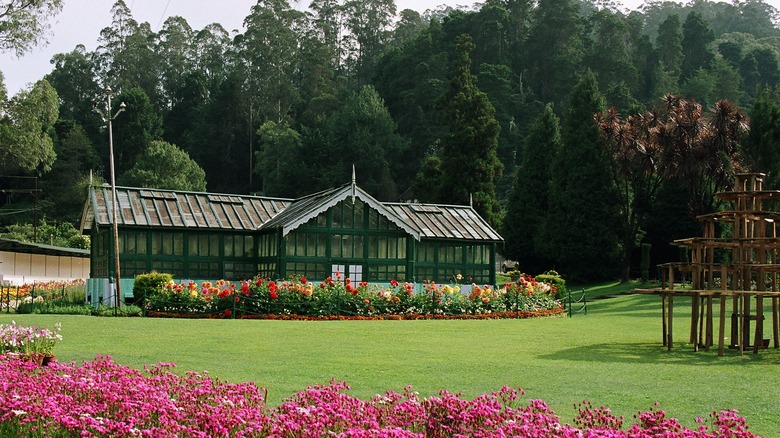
535;270;566;299
132;272;173;303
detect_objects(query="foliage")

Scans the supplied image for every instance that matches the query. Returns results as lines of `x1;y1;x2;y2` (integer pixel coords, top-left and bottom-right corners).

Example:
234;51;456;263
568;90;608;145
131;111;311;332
119;139;207;191
0;79;59;174
0;321;61;354
535;270;567;299
502;103;560;273
142;273;562;319
0;356;760;436
0;219;89;249
5;0;780;282
743;87;780;189
540;71;621;282
131;272;172;303
0;0;63;56
438;33;503;226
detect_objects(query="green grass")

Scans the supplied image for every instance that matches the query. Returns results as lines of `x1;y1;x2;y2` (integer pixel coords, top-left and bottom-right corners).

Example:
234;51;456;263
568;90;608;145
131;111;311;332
2;292;779;435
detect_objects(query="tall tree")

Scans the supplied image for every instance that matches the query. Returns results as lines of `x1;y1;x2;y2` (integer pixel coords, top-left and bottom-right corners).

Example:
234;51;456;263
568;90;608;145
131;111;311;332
318;85;408;200
119;140;206;191
540;71;621;281
0;78;58;174
743;87;780;189
41;122;99;222
255;120;304;198
438;34;503;226
680;11;715;80
343;0;396;86
0;0;63;56
45;45;104;146
503;104;560;274
656;14;683;83
111;87;163;177
157;16;196;109
525;0;584;107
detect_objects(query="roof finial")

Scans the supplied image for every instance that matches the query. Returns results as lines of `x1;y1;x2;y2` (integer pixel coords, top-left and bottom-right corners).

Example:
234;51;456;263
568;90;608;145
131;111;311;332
469;193;473;207
351;165;356;204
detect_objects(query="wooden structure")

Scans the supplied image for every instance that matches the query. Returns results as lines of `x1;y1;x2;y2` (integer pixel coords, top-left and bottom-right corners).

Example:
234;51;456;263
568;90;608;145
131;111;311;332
80;180;502;300
636;173;780;355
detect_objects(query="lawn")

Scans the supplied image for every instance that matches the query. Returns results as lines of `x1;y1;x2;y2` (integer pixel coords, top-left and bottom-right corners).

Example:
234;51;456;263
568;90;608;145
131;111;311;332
2;289;778;436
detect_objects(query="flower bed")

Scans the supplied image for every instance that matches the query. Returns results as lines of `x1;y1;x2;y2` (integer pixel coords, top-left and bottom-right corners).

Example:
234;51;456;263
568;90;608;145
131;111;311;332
142;273;564;320
0;355;758;437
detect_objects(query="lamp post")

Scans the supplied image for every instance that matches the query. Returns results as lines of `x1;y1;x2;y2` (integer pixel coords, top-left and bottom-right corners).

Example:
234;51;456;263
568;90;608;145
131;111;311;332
106;86;126;308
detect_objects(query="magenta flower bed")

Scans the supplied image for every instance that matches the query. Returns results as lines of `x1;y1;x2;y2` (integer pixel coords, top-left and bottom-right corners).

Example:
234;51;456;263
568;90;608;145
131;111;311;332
0;356;758;437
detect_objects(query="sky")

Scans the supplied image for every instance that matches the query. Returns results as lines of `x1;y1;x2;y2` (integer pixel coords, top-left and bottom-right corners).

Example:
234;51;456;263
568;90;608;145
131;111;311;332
0;0;772;96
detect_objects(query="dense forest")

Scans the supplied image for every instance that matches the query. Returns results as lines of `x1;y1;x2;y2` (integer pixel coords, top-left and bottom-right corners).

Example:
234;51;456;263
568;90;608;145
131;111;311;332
2;0;780;281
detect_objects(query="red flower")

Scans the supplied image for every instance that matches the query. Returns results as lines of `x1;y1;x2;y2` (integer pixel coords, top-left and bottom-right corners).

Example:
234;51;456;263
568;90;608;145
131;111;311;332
255;278;263;286
390;279;399;287
301;277;307;284
270;290;278;300
268;281;278;293
224;309;231;317
241;282;249;294
234;296;240;303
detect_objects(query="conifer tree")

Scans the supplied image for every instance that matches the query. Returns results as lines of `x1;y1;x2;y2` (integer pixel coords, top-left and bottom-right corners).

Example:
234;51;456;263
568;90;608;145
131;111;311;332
539;71;621;281
438;33;503;226
503;104;560;274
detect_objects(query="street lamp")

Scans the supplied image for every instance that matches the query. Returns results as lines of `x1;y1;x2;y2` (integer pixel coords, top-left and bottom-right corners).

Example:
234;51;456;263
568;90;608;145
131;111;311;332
106;86;126;308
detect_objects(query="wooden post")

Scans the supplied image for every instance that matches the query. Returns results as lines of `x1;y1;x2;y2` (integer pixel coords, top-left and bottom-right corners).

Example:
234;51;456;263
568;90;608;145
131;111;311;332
718;294;727;356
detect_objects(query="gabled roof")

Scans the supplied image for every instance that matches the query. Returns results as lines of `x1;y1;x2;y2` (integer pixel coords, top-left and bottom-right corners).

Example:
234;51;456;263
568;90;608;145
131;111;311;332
81;185;291;232
386;203;502;241
259;183;421;240
80;184;502;242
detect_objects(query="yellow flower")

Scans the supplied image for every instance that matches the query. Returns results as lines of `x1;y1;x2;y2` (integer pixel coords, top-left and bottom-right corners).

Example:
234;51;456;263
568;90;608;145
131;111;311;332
190;290;198;298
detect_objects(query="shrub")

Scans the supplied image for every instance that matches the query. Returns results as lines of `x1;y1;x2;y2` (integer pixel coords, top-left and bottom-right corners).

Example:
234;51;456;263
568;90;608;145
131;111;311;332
535;270;566;299
132;272;173;303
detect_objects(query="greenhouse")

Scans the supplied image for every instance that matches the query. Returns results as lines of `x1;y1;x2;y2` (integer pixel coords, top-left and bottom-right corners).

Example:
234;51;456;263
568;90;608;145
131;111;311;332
80;181;502;300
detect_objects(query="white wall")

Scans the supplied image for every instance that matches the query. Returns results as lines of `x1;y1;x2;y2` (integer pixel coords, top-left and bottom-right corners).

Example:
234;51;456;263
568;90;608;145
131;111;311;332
0;250;89;286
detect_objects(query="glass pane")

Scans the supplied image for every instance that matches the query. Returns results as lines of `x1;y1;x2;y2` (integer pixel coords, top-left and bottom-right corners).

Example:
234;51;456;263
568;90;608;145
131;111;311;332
332;234;342;257
354;200;364;228
209;235;219;257
343;235;353;258
306;234;316;257
285;235;296;256
368;210;379;229
398;238;406;259
173;233;184;256
224;235;234;257
124;233;134;254
354;235;364;258
137;232;146;254
369;236;378;259
296;233;306;256
244;236;254;257
332;204;342;228
317;234;326;257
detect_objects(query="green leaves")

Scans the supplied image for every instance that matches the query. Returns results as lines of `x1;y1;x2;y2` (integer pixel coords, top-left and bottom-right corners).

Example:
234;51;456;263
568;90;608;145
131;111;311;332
0;79;58;174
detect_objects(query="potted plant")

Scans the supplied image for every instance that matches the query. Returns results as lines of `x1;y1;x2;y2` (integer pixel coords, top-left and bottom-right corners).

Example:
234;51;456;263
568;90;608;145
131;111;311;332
0;321;62;365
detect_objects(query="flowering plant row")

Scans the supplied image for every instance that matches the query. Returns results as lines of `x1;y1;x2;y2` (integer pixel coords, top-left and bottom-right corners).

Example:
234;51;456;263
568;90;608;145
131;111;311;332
0;355;757;437
143;273;563;319
0;321;61;355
